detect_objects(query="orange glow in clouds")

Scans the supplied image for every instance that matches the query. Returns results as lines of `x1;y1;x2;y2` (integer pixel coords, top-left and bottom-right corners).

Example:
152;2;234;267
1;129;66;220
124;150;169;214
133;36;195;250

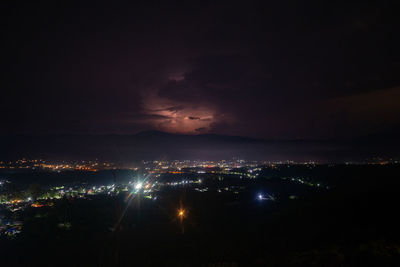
146;103;215;134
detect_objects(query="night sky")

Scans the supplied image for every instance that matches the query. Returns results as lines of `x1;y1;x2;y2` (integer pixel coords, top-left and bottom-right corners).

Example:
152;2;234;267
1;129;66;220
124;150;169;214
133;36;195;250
2;1;399;140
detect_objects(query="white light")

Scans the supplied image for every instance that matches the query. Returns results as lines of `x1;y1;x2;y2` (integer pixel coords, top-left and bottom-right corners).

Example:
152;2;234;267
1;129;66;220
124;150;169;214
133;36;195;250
258;194;263;200
135;182;143;190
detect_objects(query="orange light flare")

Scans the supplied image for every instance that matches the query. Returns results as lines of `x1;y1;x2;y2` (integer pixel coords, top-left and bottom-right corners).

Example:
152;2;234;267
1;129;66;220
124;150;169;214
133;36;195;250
178;208;186;221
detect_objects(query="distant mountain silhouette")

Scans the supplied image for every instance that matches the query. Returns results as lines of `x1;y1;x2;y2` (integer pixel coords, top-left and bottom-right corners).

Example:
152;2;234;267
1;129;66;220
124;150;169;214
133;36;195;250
0;131;398;163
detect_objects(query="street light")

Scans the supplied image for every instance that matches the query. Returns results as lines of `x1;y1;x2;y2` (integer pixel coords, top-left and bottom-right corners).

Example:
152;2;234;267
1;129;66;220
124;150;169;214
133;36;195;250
178;209;185;218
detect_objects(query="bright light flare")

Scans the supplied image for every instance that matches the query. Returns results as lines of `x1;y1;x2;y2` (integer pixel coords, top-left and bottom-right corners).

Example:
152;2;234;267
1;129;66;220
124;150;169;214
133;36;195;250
257;193;267;201
135;182;143;190
178;208;186;221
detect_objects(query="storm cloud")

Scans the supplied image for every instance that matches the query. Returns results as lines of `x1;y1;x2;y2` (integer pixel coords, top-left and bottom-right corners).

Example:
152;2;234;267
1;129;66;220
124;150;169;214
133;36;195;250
1;1;399;140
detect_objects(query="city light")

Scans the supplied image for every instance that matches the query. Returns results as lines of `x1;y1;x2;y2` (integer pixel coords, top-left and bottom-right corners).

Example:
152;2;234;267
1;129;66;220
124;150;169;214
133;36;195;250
0;158;336;239
178;208;186;221
257;193;268;201
135;182;143;190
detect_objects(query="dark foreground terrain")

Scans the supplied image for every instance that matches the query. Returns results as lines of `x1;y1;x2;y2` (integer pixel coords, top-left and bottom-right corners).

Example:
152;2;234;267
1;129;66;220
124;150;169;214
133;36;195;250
1;164;400;266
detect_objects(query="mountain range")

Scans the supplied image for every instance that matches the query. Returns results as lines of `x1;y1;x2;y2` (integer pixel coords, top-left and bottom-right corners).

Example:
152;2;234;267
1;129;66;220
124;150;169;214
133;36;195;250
0;130;398;163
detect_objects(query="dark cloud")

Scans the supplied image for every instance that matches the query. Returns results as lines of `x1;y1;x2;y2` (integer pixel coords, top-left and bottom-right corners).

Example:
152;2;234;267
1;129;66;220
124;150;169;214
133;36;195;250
1;1;399;140
188;117;201;120
195;127;208;133
152;105;186;113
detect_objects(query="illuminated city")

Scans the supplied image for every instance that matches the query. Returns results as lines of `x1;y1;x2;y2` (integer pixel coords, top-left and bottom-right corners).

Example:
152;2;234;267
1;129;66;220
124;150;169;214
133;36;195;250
0;157;344;238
